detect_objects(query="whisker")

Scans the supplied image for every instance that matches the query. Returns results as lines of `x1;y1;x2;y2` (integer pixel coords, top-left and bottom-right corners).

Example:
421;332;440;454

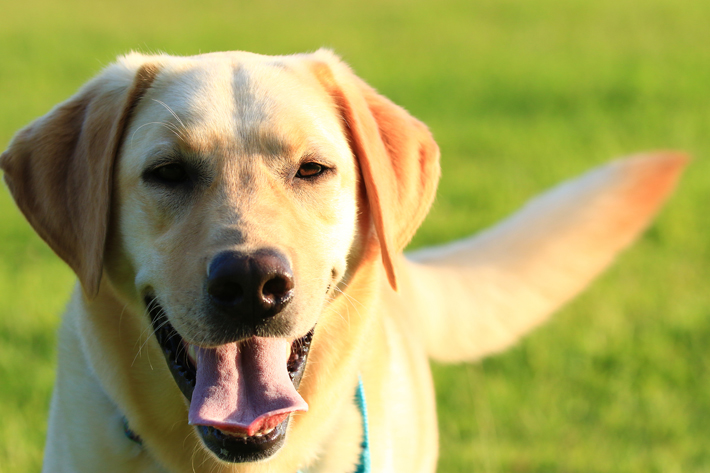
118;303;129;341
152;98;187;129
132;308;170;367
130;121;183;147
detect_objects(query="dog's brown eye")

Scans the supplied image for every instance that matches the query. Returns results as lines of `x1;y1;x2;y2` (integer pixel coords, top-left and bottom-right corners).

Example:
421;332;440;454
151;163;189;184
296;162;325;179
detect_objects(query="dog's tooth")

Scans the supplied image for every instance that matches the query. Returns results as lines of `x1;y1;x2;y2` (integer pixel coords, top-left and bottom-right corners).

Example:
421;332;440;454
187;343;198;363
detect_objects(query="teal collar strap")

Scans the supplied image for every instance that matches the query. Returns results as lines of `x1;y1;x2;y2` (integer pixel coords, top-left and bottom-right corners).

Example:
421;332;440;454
299;376;371;473
353;376;371;473
122;416;142;445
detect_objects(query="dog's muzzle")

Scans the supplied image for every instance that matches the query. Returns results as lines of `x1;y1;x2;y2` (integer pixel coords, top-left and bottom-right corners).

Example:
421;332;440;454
145;295;314;463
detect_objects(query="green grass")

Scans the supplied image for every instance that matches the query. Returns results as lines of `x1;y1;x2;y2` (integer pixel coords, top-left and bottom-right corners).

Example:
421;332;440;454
1;0;709;471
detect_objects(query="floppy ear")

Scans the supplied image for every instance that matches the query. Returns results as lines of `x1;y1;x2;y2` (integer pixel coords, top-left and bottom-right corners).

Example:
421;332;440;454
0;57;159;297
308;50;441;290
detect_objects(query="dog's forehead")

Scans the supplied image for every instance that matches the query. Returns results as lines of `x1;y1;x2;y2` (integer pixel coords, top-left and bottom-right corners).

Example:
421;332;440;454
135;53;346;160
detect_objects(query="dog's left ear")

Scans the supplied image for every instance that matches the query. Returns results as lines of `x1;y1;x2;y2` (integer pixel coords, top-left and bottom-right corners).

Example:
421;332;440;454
308;50;441;290
0;57;160;297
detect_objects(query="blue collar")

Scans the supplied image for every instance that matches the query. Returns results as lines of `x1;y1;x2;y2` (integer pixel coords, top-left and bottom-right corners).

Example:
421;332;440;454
122;416;142;445
124;376;371;473
299;376;370;473
352;376;371;473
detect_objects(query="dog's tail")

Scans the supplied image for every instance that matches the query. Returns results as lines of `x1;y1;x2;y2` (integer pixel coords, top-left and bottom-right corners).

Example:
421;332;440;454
395;152;688;363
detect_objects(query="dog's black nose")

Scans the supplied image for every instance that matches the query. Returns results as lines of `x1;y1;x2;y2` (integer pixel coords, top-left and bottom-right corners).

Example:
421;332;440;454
207;249;294;319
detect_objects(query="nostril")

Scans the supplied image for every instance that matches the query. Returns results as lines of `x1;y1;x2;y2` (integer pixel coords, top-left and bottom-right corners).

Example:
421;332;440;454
261;275;293;303
208;279;244;305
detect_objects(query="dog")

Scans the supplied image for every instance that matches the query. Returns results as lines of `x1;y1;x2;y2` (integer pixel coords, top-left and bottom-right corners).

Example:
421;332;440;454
0;50;686;472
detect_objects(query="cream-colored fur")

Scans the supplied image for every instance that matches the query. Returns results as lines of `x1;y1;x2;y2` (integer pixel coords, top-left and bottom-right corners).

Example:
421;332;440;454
0;50;686;473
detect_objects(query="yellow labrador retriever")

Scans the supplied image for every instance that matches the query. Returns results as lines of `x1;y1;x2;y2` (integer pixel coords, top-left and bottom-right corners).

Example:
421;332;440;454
0;50;686;472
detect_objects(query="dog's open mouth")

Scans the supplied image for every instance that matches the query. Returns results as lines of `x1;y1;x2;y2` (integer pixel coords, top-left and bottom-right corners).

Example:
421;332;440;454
145;296;313;462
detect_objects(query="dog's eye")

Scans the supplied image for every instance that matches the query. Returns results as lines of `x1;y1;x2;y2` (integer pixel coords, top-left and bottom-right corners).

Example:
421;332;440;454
296;162;325;179
148;163;190;185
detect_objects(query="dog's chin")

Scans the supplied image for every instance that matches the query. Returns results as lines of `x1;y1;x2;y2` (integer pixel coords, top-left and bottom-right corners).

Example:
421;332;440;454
145;296;313;463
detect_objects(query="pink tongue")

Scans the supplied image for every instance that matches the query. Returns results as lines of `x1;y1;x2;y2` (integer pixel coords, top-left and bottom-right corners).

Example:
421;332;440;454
188;337;308;436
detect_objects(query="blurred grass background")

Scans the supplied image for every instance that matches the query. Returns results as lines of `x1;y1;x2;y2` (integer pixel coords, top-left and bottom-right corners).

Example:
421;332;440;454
1;0;708;471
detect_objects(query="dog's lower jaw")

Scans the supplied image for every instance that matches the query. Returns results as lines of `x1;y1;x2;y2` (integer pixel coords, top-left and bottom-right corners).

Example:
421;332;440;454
145;296;314;462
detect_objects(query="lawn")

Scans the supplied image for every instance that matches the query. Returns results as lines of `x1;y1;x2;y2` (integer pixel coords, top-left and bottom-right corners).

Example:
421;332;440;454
1;0;709;471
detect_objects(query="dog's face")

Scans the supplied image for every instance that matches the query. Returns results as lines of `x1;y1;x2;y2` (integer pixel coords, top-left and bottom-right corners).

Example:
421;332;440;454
113;55;360;342
0;50;440;465
107;54;363;460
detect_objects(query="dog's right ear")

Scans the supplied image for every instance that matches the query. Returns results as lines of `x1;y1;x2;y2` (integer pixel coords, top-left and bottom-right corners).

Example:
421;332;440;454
0;57;160;298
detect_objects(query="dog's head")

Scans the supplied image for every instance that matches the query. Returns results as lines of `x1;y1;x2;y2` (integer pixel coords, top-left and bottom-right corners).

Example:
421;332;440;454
0;50;439;462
